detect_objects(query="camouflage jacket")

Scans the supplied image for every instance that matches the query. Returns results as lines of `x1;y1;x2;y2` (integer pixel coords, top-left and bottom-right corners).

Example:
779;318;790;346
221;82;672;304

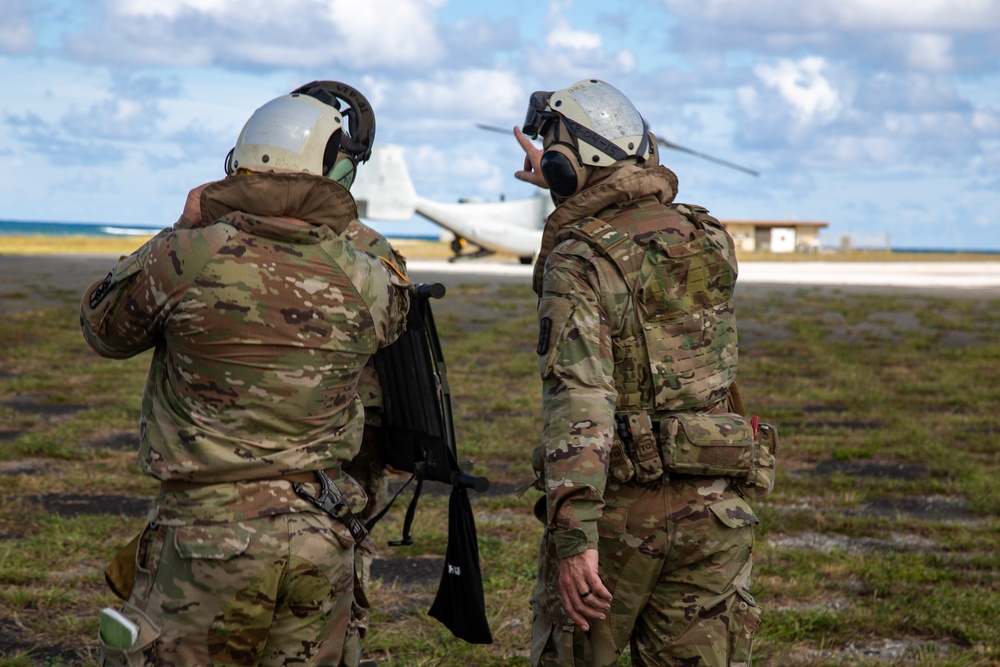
81;173;410;487
534;164;739;558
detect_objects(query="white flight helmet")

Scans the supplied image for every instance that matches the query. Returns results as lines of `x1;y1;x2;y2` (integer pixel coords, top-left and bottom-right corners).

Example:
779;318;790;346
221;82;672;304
225;80;376;189
522;79;658;199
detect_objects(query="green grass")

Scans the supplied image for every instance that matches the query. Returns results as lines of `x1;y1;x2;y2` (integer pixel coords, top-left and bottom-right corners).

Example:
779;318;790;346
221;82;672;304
1;276;999;665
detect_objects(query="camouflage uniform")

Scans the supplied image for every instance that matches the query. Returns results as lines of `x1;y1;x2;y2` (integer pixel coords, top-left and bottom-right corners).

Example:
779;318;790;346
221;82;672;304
340;221;406;666
530;164;761;666
81;172;409;667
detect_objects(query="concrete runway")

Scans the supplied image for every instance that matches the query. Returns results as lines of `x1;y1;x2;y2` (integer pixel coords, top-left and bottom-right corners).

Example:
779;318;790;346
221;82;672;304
404;258;1000;296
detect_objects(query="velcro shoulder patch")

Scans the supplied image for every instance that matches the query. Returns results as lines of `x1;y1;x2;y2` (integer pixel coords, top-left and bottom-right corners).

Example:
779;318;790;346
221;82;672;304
89;272;114;309
537;317;552;356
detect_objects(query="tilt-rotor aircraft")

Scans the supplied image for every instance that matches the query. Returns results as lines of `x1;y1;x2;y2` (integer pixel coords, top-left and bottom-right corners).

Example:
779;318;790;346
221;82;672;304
351;128;758;264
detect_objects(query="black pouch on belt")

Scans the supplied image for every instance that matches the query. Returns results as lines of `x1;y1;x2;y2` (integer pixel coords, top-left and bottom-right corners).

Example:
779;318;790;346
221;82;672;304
609;416;636;483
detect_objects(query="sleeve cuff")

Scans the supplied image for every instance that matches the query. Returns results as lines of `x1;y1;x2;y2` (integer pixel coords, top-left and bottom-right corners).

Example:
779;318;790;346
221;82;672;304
551;527;598;559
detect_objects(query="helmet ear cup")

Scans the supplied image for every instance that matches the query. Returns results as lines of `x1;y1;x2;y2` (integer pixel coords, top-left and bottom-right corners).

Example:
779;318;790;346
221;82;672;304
540;143;589;199
644;131;659;167
326;152;358;189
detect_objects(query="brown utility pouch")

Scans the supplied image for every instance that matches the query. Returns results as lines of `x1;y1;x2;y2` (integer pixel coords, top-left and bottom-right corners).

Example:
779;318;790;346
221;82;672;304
627;412;664;483
608;434;635;483
660;412;755;477
105;532;141;601
737;422;779;499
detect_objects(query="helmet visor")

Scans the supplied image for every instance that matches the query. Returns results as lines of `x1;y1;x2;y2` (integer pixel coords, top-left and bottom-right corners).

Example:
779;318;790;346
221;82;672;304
522;90;556;139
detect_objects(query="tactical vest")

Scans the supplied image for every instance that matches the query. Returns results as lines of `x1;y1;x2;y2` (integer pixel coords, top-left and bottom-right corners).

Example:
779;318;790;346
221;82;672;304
557;200;739;414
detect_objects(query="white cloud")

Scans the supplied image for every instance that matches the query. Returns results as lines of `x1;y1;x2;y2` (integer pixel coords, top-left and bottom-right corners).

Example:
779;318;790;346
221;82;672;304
395;70;523;120
751;57;844;127
67;0;446;69
546;18;602;51
662;0;1000;31
112;0;232;19
0;2;34;54
899;33;953;72
522;0;637;84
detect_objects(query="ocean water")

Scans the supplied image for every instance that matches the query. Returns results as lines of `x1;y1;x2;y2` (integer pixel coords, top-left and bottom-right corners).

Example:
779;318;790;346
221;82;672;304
0;219;161;238
0;218;442;241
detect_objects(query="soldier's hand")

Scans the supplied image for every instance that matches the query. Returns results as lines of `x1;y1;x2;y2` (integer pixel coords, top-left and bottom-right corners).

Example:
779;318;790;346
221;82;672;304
557;549;612;631
513;126;548;189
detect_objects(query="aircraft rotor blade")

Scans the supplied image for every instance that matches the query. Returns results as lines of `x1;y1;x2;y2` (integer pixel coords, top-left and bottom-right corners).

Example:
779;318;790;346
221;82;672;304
654;137;759;177
476;122;759;177
475;123;512;135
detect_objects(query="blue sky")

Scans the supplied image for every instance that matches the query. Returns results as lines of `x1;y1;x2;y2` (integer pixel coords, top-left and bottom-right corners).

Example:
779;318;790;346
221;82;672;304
1;0;999;250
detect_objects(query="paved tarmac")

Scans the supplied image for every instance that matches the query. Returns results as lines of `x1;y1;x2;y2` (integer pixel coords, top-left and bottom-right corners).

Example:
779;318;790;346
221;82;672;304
403;258;1000;297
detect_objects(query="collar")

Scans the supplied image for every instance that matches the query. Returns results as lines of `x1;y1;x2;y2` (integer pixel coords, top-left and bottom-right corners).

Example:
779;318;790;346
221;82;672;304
196;172;358;235
532;164;679;293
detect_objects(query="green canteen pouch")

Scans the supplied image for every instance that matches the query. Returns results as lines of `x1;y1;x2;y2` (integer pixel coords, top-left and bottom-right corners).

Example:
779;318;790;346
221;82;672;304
660;412;755;477
737;422;779;499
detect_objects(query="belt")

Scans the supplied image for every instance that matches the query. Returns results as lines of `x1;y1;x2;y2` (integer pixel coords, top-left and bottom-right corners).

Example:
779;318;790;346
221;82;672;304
160;467;341;493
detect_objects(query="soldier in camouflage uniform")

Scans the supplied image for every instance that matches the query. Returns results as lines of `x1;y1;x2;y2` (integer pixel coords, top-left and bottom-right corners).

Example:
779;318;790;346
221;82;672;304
81;81;409;667
513;80;763;666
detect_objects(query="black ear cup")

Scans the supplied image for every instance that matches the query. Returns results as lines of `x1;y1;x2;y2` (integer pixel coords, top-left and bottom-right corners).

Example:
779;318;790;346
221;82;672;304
644;130;659;167
540;143;589;199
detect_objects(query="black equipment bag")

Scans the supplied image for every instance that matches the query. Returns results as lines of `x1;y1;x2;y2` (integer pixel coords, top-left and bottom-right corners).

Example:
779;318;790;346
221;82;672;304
370;282;492;644
428;485;493;644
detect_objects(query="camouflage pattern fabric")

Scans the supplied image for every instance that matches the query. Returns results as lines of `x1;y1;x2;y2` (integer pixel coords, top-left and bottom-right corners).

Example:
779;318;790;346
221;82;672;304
80;173;409;485
341;361;389;667
660;412;756;476
340;220;409;663
531;164;762;664
531;477;760;666
81;173;409;666
100;510;356;667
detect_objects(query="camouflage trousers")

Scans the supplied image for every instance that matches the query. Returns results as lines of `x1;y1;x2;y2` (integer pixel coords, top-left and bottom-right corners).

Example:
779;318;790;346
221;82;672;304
101;511;359;667
531;476;761;667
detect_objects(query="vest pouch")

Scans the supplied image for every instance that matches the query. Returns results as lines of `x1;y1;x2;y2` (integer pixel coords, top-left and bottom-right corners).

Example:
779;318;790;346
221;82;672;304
636;231;738;413
737;422;779;499
608;432;635;484
660;412;755;477
626;412;663;483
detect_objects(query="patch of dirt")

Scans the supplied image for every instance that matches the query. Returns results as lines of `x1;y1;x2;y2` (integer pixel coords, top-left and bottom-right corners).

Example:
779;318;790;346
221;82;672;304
1;395;88;417
0;618;88;666
736;319;791;350
80;431;137;450
28;493;148;518
780;420;884;432
386;478;525;498
802;460;929;481
785;637;956;665
769;530;937;555
0;459;48;475
371;556;444;587
856;496;981;523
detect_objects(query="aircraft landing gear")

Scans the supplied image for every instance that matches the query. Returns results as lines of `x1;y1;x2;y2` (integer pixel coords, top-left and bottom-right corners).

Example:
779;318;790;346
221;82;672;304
448;237;495;262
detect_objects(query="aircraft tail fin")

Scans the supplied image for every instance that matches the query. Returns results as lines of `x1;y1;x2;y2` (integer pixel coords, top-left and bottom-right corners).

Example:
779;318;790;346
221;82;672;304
352;144;418;221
